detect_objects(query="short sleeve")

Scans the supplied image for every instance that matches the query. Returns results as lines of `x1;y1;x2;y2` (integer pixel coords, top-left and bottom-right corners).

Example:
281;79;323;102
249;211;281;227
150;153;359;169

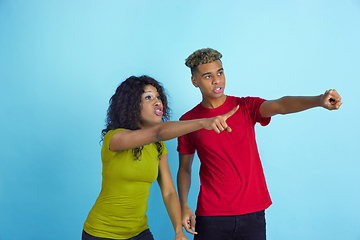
244;97;271;126
101;128;123;163
177;133;196;154
160;141;168;157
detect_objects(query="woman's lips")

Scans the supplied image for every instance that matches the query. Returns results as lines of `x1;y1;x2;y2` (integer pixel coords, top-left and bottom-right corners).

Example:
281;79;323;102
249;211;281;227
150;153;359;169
155;107;163;116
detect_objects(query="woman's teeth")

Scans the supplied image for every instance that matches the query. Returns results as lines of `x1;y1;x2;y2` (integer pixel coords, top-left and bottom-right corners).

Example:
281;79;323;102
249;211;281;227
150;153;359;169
155;108;163;116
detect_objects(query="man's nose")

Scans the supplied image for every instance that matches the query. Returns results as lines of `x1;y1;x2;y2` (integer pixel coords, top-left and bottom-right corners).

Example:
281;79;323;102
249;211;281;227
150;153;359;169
213;75;220;84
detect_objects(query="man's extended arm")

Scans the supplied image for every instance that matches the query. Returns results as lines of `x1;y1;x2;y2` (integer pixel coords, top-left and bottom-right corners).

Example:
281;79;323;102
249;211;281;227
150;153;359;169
259;89;342;118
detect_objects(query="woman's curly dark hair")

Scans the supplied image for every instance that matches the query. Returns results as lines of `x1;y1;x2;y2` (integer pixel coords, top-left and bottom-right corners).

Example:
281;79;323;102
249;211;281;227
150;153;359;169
101;75;170;160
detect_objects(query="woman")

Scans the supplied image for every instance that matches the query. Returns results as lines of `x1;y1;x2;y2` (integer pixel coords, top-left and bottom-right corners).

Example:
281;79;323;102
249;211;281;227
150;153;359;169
82;75;238;240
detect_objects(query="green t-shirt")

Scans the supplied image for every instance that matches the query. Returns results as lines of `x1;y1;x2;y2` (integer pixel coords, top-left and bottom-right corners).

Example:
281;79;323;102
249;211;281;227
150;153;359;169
84;129;167;239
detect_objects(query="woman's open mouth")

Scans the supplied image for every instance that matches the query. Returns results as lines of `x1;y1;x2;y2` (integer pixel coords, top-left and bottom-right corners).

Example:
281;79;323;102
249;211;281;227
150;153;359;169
155;107;163;116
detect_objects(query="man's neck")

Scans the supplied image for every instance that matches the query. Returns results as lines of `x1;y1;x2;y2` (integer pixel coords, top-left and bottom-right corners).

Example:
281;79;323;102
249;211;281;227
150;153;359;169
201;95;227;109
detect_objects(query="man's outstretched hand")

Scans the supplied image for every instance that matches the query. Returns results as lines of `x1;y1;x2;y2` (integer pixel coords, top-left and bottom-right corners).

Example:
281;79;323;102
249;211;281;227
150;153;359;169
321;89;342;110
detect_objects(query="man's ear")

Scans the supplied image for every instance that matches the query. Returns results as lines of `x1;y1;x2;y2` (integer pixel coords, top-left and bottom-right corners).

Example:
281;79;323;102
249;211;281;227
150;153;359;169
191;76;199;88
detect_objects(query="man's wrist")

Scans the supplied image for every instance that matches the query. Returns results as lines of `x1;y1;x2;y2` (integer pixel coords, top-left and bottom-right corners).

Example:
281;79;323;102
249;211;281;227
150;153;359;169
317;94;324;107
180;202;189;209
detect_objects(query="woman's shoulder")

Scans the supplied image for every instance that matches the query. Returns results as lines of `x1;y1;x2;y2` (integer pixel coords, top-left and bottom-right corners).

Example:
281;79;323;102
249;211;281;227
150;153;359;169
104;128;124;137
102;128;125;147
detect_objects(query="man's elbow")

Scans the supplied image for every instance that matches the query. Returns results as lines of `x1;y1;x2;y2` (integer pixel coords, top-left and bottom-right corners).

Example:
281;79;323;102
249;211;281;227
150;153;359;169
178;167;191;177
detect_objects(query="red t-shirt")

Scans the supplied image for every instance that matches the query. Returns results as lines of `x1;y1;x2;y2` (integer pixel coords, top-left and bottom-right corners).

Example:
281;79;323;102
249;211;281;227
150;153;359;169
177;96;272;216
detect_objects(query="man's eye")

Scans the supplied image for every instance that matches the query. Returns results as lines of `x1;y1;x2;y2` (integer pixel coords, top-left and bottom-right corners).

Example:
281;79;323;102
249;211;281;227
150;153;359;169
205;75;211;79
218;72;223;75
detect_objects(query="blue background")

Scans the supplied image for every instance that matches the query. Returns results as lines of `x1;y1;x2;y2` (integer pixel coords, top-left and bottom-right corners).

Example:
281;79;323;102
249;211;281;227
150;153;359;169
1;1;359;239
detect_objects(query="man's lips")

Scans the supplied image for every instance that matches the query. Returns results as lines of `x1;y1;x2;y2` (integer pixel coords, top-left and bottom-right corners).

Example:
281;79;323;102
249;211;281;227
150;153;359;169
214;87;223;93
155;107;163;116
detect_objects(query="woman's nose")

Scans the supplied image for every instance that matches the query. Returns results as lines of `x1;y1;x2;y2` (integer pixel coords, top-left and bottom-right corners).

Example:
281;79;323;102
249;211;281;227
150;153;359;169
154;99;161;106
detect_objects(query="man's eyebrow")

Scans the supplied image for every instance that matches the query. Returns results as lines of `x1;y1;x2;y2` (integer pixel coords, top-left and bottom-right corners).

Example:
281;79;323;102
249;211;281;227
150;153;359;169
201;68;224;77
201;72;211;77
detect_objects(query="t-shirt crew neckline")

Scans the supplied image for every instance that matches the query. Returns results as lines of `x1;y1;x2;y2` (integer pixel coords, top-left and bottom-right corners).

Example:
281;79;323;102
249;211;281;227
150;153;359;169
199;96;229;112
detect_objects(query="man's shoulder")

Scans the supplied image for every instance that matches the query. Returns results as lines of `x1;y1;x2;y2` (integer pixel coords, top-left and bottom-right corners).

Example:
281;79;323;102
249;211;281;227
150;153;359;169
179;106;201;120
179;103;203;120
179;96;266;120
228;95;260;101
229;95;267;105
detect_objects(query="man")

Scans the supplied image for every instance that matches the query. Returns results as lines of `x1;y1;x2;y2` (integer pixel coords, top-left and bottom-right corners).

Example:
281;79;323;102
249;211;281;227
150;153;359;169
176;48;342;240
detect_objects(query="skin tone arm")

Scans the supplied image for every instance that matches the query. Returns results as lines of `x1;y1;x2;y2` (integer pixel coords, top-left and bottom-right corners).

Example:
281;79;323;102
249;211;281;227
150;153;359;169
109;105;239;152
177;153;197;235
158;154;189;240
259;89;342;118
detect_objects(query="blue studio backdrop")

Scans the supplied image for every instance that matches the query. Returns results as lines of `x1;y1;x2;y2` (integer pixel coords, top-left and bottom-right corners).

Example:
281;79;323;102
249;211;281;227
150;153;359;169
1;1;359;240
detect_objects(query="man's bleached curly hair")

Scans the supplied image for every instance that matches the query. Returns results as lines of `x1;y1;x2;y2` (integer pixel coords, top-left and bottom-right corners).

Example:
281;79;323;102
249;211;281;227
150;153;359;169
185;48;222;75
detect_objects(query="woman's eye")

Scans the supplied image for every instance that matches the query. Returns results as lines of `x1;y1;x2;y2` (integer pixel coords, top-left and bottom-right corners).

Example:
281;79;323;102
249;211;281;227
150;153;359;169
145;96;152;100
157;96;161;100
